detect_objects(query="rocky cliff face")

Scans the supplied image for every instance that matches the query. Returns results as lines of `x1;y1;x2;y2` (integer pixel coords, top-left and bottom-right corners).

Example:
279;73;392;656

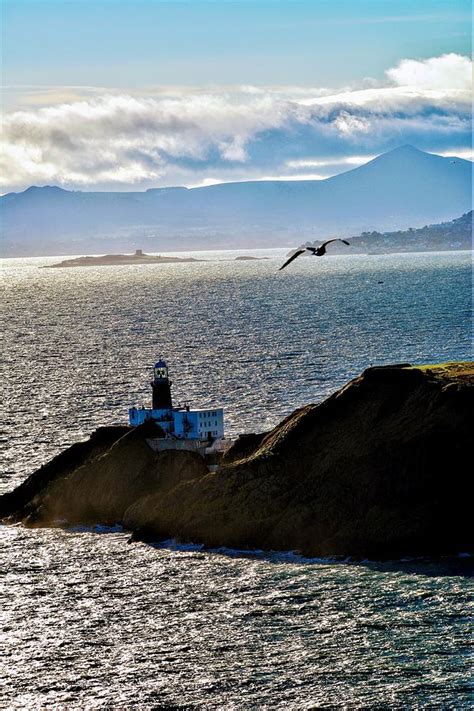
0;421;208;527
1;363;472;559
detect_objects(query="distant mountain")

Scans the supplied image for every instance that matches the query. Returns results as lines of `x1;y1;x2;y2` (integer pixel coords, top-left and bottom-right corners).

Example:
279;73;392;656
1;145;471;256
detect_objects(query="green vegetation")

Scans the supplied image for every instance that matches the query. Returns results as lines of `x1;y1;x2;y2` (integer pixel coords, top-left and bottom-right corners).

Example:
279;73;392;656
409;362;474;380
353;211;473;253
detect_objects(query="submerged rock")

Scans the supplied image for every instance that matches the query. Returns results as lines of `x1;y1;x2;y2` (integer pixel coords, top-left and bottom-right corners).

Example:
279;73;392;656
1;362;473;559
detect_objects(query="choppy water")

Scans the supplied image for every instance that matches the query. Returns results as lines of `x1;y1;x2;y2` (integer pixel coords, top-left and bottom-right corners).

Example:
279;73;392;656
1;249;473;708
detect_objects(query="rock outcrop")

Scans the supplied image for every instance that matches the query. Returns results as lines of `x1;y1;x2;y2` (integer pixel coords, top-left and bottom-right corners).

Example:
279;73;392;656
1;363;472;559
0;421;208;526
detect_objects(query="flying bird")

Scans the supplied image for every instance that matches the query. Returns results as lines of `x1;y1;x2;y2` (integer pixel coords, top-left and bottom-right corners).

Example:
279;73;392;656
278;239;350;271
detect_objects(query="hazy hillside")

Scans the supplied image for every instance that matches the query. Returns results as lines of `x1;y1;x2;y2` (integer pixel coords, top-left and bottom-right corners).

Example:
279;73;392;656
1;146;471;256
299;210;473;255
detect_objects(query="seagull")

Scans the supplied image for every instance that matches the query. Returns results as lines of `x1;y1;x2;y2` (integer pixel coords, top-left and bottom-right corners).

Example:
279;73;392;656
278;239;350;271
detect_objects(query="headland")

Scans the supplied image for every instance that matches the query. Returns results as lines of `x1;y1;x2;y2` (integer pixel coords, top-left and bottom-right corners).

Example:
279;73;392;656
1;362;472;560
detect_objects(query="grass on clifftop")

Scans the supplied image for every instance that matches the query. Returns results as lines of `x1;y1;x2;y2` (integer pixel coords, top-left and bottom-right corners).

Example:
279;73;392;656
410;361;474;381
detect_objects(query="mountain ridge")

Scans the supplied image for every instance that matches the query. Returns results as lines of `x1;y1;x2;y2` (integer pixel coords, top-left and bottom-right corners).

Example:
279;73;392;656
1;146;471;256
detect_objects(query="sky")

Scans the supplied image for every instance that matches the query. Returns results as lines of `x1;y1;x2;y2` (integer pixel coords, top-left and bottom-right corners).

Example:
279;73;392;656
1;0;472;192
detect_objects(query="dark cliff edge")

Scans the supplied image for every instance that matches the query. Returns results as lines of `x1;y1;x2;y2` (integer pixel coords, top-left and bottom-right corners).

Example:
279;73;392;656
1;363;473;559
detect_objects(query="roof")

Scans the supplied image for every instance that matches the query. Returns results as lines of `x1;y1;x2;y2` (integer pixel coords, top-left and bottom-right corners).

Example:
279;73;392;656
175;407;223;413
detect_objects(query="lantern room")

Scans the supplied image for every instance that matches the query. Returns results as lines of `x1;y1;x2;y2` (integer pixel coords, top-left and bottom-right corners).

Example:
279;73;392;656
154;360;169;381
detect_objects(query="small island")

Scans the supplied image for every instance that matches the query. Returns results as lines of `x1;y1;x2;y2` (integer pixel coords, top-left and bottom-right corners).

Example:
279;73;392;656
234;256;270;261
44;249;204;268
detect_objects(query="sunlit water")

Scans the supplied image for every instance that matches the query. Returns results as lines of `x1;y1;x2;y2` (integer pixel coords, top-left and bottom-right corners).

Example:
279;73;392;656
1;249;472;708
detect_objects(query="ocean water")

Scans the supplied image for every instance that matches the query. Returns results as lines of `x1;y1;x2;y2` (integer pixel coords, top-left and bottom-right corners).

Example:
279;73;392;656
1;249;473;708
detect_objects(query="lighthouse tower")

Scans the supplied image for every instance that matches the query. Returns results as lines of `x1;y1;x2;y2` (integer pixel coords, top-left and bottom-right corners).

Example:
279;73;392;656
129;359;225;441
151;359;172;409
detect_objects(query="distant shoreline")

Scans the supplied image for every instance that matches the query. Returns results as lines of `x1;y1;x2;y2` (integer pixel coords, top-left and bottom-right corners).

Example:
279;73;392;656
1;245;471;262
40;251;274;267
5;209;472;261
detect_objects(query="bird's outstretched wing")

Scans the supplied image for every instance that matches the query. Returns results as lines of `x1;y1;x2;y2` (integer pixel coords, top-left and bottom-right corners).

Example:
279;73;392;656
320;238;350;249
278;249;306;271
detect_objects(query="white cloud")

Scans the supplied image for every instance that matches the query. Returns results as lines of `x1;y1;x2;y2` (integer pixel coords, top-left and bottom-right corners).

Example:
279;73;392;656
436;148;474;160
1;54;471;192
190;172;327;188
286;155;377;169
386;53;472;90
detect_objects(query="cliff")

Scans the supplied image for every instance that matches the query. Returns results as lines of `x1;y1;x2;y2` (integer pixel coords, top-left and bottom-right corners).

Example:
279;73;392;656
0;421;208;527
1;363;472;559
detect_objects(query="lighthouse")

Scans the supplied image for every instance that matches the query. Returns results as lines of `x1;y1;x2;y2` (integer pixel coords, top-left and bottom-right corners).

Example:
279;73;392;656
128;359;225;442
152;359;173;409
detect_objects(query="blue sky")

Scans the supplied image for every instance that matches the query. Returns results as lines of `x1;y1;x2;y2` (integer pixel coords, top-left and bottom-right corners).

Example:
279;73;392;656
3;0;471;87
1;1;472;191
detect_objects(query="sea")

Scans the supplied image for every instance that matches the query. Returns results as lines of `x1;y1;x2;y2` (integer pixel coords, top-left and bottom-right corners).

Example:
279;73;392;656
1;249;473;708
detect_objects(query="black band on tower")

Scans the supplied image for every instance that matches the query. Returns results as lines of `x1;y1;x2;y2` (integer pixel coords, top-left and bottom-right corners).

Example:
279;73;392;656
152;379;172;409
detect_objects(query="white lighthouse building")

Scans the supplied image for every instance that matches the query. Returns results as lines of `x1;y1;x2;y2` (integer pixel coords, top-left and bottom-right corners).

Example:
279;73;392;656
128;359;225;442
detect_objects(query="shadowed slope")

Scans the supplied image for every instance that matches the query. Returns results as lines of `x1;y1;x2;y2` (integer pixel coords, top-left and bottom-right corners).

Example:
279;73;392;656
1;363;472;559
1;422;208;527
123;363;473;558
0;426;130;521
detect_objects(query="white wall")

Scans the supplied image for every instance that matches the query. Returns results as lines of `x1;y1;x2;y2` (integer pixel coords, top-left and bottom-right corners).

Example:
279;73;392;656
129;406;224;439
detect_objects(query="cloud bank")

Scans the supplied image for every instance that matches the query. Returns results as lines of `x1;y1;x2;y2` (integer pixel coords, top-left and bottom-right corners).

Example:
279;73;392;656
1;54;471;192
